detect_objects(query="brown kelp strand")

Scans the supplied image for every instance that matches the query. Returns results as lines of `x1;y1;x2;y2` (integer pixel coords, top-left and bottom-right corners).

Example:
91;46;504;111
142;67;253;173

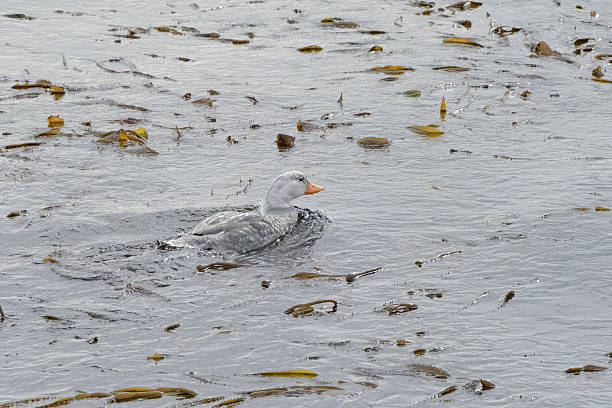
284;300;338;317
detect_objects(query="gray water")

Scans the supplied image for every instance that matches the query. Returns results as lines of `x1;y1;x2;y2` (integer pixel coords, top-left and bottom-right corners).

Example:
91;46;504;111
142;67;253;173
1;0;611;407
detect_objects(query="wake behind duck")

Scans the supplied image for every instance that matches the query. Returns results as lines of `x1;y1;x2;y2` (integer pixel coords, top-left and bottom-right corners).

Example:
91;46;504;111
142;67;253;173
161;171;324;253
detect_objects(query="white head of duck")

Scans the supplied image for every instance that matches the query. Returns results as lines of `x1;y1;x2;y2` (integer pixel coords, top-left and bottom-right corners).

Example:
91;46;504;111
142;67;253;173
262;170;324;214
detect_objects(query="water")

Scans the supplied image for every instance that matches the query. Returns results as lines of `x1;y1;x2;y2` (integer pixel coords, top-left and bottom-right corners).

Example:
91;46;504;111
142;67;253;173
1;0;611;406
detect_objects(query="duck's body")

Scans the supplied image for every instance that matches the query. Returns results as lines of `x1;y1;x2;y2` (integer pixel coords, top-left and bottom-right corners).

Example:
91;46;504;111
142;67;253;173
165;171;323;252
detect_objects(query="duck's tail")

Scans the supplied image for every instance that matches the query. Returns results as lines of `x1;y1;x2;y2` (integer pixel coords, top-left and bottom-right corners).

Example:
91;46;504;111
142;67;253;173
156;239;178;250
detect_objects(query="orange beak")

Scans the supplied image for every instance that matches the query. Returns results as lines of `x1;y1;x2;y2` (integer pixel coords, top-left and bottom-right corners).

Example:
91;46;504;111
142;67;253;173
304;180;324;195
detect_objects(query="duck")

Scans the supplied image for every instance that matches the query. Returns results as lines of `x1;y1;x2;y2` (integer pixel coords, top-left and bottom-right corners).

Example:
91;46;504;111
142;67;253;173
164;170;324;252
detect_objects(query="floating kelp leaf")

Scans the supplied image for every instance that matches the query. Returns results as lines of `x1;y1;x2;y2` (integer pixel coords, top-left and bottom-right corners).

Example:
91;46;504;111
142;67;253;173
321;18;358;28
50;85;65;95
360;30;386;35
4;13;35;20
396;339;411;346
413;348;426;355
357;137;390;148
595;206;610;211
97;129;148;147
369;45;383;52
154;387;197;398
443;37;483;47
439;386;458;396
48;115;64;127
410;0;435;7
37;397;74;408
114;387;154;393
155;26;182;35
457;20;472;28
245;96;258;105
193;97;216;106
286;385;342;395
43;314;61;320
440;97;446;119
232;39;250;45
593;77;612;84
354;112;371;116
433;65;470;72
6;211;24;218
298;45;322;53
503;290;515;303
112;391;163;402
10;92;41;100
296;121;320;132
11;80;51;90
382;303;418;315
492;26;522;37
595;54;612;60
346;266;381;282
195;32;220;38
326;122;353;128
480;379;495;390
284;299;338;317
109;118;143;125
116;103;150;112
573;207;591;212
246;388;288;398
146;353;164;361
181;26;199;32
407;364;450;379
134;127;148;139
574;38;591;47
409;125;443;137
196;262;248;272
276;133;295;150
534;41;559;56
43;256;57;263
34;129;60;138
213;397;244;407
447;1;482;9
520;90;531;99
566;365;608;375
256;370;318;378
74;392;111;400
592;66;603;78
0;396;52;407
4;142;43;149
371;65;414;73
164;323;180;332
208;89;221;95
403;89;421;97
118;129;128;144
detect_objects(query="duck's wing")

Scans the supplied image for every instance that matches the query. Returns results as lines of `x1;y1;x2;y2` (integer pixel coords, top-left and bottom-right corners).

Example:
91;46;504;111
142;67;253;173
190;211;243;235
191;211;297;251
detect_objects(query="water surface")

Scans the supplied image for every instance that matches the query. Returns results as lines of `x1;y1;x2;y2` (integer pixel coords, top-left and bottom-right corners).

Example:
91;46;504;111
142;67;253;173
1;1;611;406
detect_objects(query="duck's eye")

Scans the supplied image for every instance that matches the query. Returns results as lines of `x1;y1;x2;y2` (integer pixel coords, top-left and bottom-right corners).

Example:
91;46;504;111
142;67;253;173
298;177;304;182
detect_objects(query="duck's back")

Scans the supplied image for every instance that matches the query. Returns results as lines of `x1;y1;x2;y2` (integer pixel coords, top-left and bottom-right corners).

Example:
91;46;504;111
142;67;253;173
172;208;298;252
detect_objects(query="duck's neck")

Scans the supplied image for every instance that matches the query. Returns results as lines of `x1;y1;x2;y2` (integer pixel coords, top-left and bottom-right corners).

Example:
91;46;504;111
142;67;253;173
262;188;293;214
